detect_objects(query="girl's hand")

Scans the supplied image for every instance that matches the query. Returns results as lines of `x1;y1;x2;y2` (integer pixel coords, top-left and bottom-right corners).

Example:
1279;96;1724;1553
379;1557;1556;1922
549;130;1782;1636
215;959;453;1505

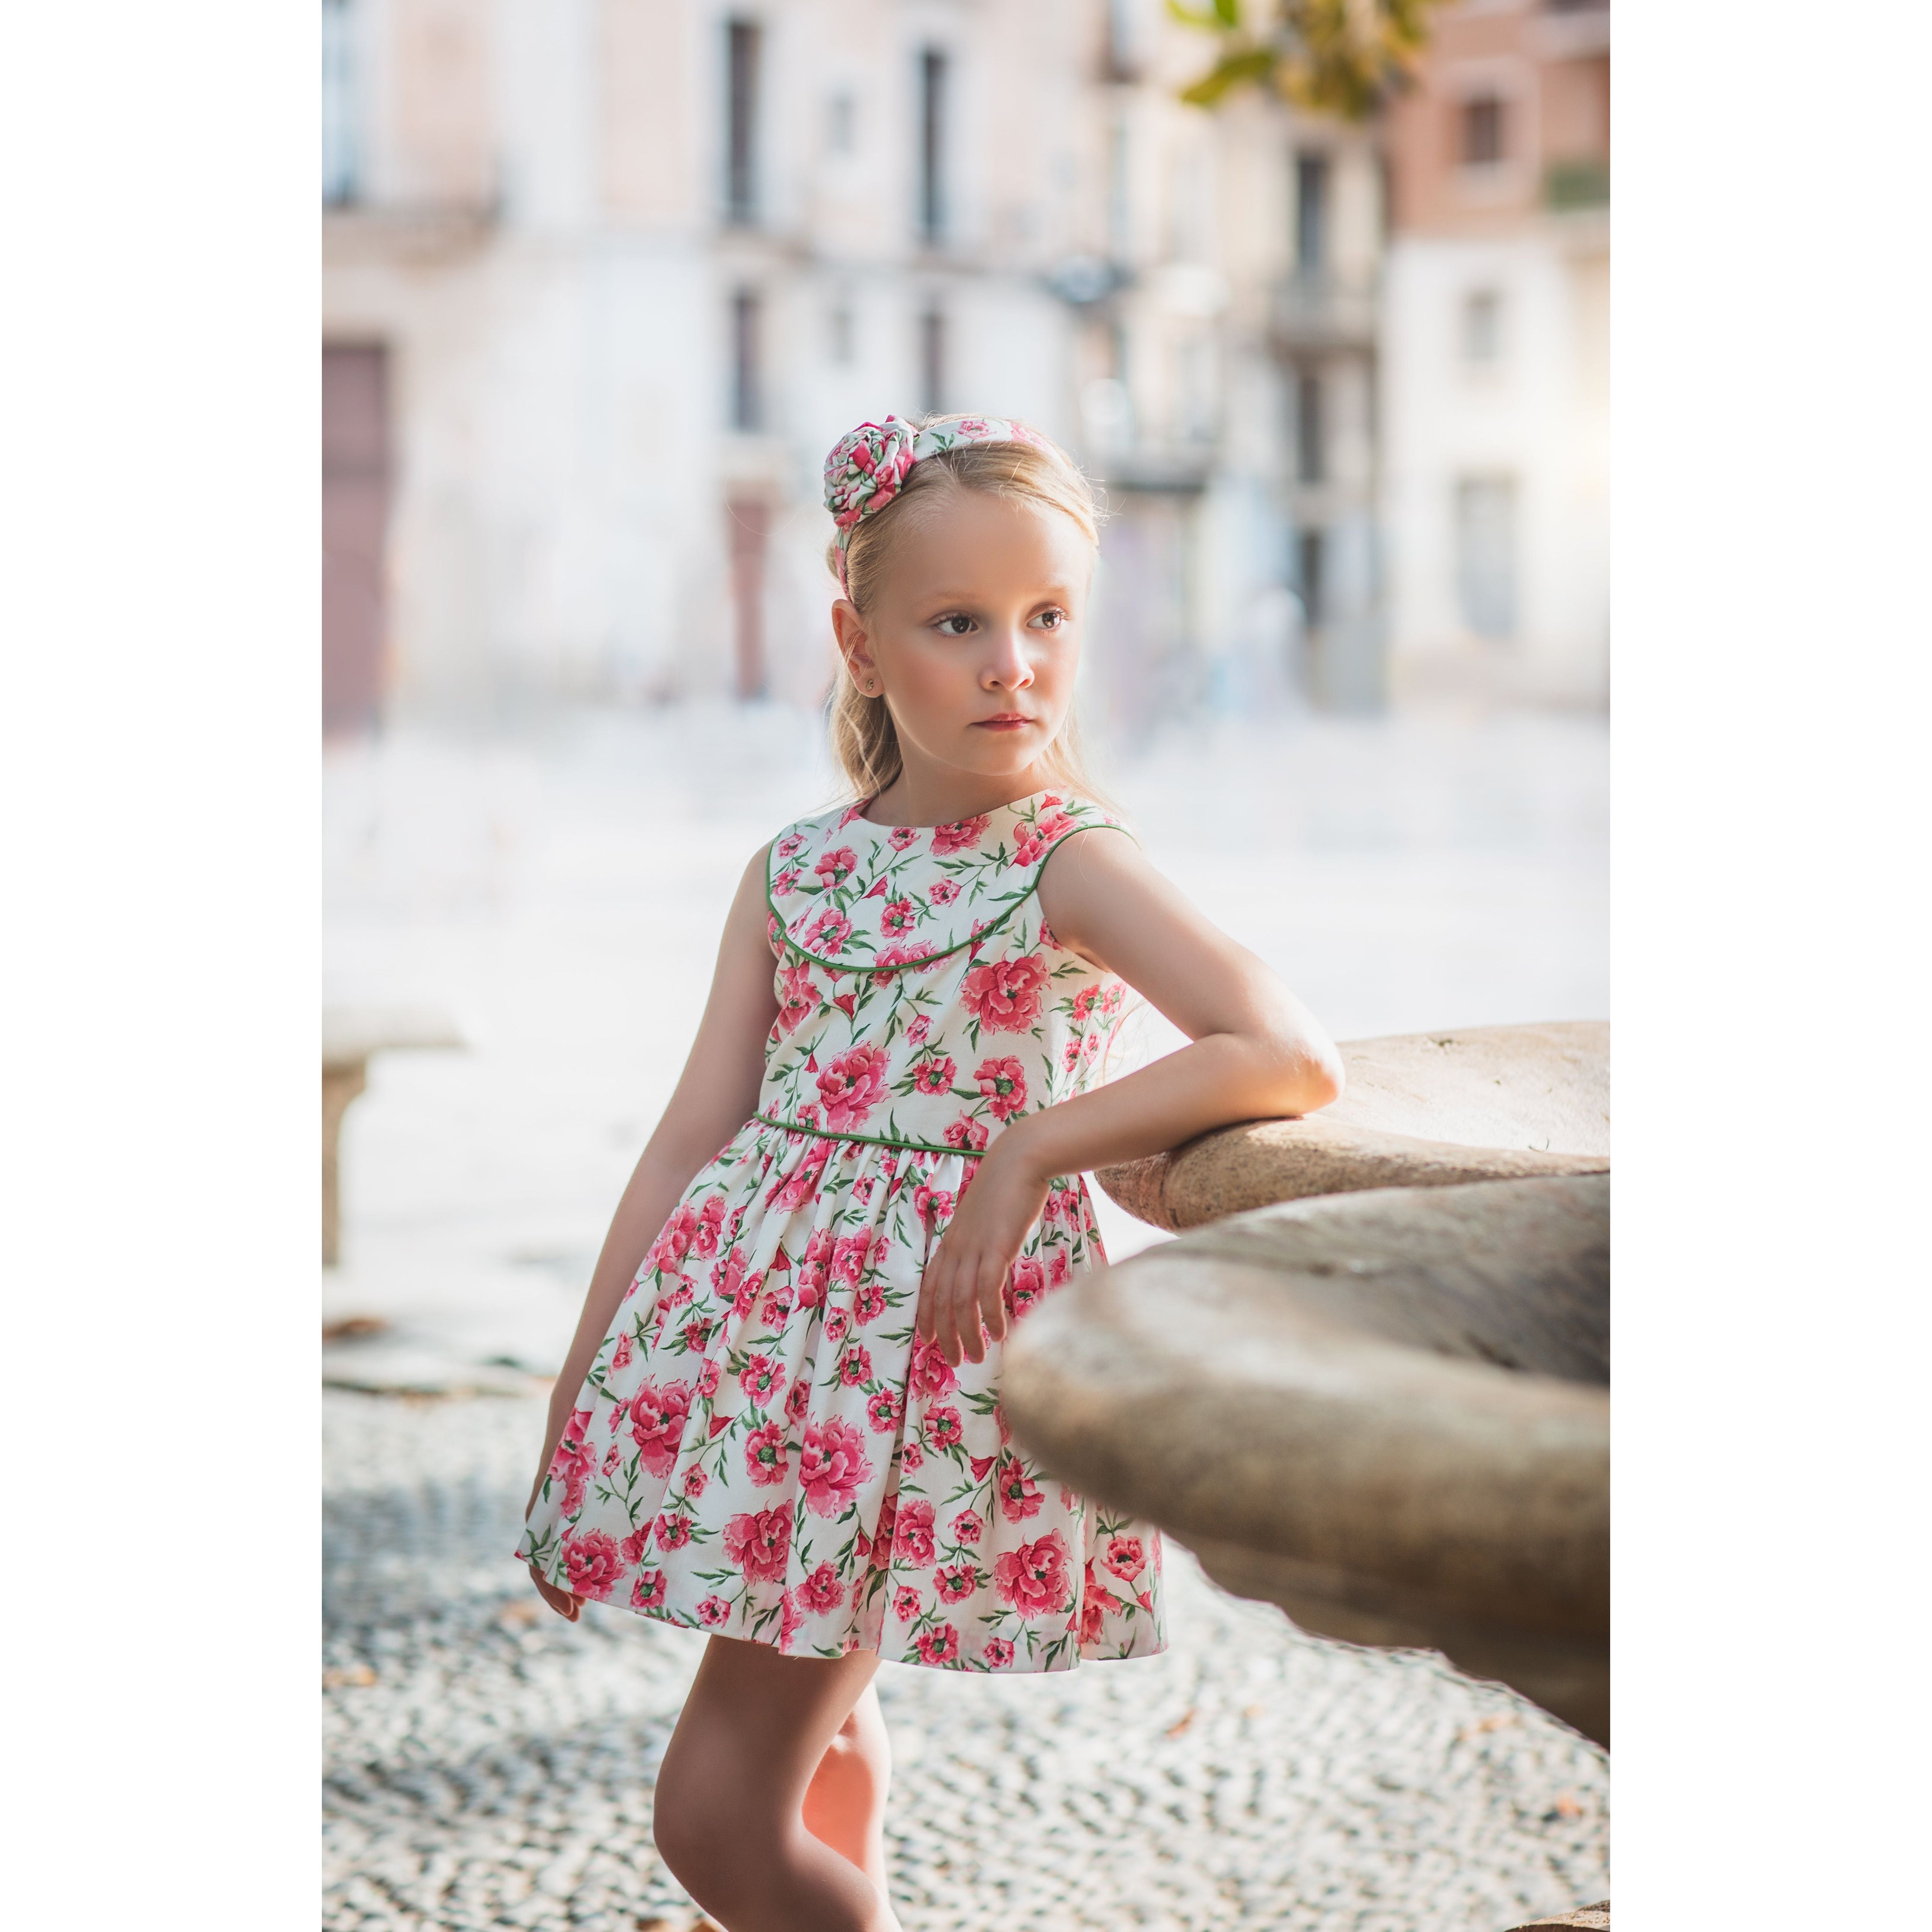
917;1136;1051;1367
524;1467;584;1621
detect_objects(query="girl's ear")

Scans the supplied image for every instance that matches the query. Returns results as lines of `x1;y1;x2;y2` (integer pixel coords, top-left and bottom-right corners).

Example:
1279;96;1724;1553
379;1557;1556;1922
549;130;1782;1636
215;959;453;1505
831;598;878;690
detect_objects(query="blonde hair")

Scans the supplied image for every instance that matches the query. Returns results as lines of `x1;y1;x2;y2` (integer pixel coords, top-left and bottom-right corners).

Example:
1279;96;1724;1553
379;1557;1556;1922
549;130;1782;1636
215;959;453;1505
826;415;1106;803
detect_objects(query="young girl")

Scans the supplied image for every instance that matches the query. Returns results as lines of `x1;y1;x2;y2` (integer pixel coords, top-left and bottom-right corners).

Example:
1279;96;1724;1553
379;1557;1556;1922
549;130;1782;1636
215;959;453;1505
518;412;1343;1931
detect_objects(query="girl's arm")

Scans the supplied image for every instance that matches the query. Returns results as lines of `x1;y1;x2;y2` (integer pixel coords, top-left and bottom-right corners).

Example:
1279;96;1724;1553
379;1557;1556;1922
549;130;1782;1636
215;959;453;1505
917;828;1344;1367
525;846;780;1616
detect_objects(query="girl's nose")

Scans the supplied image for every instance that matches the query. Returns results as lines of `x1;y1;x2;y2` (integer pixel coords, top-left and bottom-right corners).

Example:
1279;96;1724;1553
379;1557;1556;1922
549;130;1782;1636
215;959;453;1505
982;626;1034;691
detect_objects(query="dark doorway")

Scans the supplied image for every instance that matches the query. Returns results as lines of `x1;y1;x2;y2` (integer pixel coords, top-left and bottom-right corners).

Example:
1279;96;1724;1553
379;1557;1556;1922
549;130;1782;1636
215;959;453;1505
323;342;392;738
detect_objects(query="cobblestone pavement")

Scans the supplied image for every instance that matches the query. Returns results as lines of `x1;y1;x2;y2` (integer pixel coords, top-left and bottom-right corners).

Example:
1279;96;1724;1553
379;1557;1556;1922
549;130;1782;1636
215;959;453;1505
325;1391;1609;1932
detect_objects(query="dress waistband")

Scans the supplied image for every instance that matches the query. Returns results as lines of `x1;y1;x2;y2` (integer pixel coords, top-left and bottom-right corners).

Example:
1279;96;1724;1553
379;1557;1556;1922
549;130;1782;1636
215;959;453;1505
752;1113;982;1159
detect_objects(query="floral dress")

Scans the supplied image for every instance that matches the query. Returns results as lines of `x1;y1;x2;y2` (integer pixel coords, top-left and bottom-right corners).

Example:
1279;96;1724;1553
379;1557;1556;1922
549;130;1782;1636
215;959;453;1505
518;788;1167;1673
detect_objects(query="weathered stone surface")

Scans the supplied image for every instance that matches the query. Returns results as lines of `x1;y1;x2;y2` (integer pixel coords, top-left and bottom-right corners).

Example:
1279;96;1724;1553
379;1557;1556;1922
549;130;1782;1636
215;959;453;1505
1505;1906;1608;1931
1098;1022;1608;1232
1004;1176;1609;1744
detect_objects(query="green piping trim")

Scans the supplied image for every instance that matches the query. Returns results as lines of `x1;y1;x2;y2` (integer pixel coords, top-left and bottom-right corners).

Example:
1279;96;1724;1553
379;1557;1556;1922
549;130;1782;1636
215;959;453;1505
765;821;1137;976
752;1113;982;1157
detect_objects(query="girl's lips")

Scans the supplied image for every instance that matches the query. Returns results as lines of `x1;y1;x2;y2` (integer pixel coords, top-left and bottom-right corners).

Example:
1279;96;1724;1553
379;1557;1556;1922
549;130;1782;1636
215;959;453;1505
972;715;1034;731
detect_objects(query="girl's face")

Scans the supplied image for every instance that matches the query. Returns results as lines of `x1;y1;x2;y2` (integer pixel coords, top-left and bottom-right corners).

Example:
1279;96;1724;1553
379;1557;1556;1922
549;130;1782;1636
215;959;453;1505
833;487;1093;792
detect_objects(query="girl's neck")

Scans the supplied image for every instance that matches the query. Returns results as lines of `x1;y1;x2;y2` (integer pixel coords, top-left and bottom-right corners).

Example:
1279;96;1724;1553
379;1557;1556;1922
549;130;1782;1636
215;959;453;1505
862;756;1058;829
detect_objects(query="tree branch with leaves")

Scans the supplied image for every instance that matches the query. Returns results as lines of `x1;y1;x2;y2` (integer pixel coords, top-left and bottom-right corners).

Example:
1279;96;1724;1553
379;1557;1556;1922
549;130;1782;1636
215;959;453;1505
1169;0;1444;122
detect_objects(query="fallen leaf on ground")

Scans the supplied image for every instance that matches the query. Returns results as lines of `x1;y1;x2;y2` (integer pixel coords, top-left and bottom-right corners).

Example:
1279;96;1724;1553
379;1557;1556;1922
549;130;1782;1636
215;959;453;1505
322;1316;390;1343
323;1665;376;1688
1164;1707;1197;1738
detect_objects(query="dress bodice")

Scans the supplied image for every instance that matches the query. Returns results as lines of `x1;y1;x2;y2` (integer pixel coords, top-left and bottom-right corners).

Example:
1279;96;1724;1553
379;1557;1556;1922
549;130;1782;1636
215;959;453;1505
758;789;1132;1154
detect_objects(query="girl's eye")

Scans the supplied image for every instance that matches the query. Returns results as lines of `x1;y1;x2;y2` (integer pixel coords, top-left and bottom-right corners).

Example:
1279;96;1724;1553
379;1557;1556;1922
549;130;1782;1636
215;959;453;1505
1030;608;1067;631
936;613;975;636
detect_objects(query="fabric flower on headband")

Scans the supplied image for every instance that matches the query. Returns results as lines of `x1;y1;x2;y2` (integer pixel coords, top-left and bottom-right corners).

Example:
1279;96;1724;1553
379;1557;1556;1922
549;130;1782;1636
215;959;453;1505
823;413;1037;589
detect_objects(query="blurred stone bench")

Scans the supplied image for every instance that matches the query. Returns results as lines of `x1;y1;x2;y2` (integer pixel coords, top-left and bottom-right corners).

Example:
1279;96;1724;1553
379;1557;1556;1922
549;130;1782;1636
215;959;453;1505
323;1005;465;1267
1006;1020;1611;1751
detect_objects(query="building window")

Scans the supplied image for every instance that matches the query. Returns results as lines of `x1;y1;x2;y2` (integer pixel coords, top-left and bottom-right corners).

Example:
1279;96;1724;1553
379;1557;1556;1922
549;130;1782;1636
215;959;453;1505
322;0;359;207
726;19;761;222
920;308;946;416
1295;153;1328;274
731;291;762;431
1456;475;1517;640
1462;94;1506;168
1462;289;1502;362
918;49;948;246
827;90;855;156
1297;528;1327;630
828;300;855;365
1295;372;1324;484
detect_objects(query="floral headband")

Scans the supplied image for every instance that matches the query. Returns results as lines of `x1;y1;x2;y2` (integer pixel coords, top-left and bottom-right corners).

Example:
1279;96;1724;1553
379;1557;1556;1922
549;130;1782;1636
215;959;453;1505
823;413;1039;591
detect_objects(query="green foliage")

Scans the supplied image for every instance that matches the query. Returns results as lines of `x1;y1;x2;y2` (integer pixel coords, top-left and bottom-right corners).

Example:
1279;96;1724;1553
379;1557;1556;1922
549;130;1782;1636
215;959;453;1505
1171;0;1445;123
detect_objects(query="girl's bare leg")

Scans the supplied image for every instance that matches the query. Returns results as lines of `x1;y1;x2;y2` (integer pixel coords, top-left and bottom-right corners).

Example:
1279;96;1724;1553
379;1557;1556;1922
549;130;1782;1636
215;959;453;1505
801;1679;892;1893
653;1636;902;1932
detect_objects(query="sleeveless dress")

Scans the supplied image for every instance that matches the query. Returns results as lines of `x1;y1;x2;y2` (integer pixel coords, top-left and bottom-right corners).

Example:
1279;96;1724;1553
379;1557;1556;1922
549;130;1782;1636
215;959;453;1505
517;788;1167;1673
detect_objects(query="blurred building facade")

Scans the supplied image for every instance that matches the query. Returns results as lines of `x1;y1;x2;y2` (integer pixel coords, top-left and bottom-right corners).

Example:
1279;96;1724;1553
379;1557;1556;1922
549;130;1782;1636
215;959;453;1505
321;0;1401;738
1381;0;1610;707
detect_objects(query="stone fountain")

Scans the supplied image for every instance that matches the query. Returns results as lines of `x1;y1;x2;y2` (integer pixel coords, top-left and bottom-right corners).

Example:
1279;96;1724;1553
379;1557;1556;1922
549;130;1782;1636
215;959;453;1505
1003;1023;1611;1754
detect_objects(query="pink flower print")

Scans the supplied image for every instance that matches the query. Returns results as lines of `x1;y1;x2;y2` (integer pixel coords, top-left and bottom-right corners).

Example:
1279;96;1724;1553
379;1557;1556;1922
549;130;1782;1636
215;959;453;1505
931;814;989;855
934;1561;976;1604
925;1406;963;1450
901;1440;925;1474
944;1117;990;1153
560;1529;626;1600
853;1280;887;1325
760;1283;794;1325
1049;1247;1072;1288
627;1380;693;1478
961;955;1049;1033
744;1420;790;1486
777;832;807;861
893;1585;922;1622
912;1054;956;1096
680;1315;714;1354
785;1376;811;1424
1080;1585;1109;1645
975;1056;1029;1121
915;1623;960;1665
1071;985;1102;1020
887;824;918;851
801;907;853;957
547;1409;596;1513
768;1149;830;1214
799;1417;873;1518
1104;1535;1146;1582
993;1528;1072;1617
620;1525;651;1566
696;1596;731;1628
693;1194;727;1257
1004;1255;1046;1319
831;1234;871;1286
880;897;918;937
653;1510;694;1551
738;1353;787;1407
818;1042;890;1132
772;865;802;895
906;1014;932;1046
799;1560;847;1614
723;1506;792;1585
779;1589;802;1651
630;1567;668;1611
824;1305;851;1347
866;1386;904;1433
776;965;819;1033
696;1357;721;1400
893;1498;937;1568
870;1493;898;1568
838;1341;873;1387
909;1335;957;1398
995;1402;1012;1446
982;1635;1015;1668
601;1444;621;1477
682;1465;708;1500
814;845;859;888
928;877;962;908
651;1204;699;1271
873;941;937;984
953;1508;985;1544
995;1449;1043;1523
610;1331;633;1372
913;1183;955;1227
